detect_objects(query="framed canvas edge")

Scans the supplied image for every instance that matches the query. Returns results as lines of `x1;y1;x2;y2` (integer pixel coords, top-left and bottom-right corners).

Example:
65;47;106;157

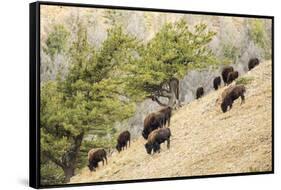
30;1;41;189
29;1;275;189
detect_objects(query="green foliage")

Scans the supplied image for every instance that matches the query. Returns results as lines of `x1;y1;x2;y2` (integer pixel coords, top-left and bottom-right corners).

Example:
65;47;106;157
41;19;218;184
41;162;65;186
236;76;254;85
41;23;136;184
123;19;217;99
223;43;239;61
249;19;271;59
44;25;70;59
103;10;125;26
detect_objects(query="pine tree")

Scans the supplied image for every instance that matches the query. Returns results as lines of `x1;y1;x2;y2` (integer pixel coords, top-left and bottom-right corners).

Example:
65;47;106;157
40;24;136;183
123;19;217;107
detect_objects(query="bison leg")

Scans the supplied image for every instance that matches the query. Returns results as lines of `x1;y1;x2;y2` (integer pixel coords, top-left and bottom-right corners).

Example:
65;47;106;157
129;140;130;147
167;117;170;127
241;94;245;104
102;160;104;166
167;138;170;149
156;143;161;153
105;156;108;165
152;143;160;154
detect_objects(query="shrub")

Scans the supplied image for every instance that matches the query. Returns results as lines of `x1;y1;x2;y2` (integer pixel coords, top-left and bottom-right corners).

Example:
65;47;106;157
236;76;254;85
249;19;271;59
44;25;70;59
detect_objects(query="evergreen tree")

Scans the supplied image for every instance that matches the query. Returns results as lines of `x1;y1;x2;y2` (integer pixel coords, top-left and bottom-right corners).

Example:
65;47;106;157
123;19;217;107
40;24;136;183
43;24;70;59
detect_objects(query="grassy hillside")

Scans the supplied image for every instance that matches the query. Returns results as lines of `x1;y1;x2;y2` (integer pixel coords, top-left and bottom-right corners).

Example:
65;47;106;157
70;60;272;183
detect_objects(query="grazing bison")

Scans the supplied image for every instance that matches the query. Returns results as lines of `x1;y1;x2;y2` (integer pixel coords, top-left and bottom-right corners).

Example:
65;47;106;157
87;148;107;171
158;106;172;127
222;66;234;84
142;112;163;139
116;130;131;153
145;128;171;154
226;71;239;85
142;107;172;139
213;76;221;90
248;58;260;70
221;85;246;113
196;87;204;99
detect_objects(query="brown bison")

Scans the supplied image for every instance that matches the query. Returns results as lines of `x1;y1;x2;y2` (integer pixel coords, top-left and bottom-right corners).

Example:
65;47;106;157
87;148;107;171
116;130;131;153
213;76;221;90
158;106;172;127
226;71;239;85
145;128;171;154
221;85;246;113
196;87;204;99
142;112;163;139
222;66;234;84
142;107;172;139
248;58;260;70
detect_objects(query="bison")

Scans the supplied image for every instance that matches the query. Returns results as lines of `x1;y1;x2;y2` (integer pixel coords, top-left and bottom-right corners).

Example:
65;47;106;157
116;130;131;153
87;148;107;171
158;106;172;127
222;66;234;84
196;87;204;99
142;107;172;139
221;85;246;113
213;76;221;90
142;112;163;139
226;71;239;85
248;58;260;71
144;128;171;154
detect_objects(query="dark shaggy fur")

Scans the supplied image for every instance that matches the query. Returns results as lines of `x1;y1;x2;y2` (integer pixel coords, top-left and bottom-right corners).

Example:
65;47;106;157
221;85;246;113
145;128;171;154
196;87;204;99
142;112;163;139
142;107;172;139
222;66;234;84
158;107;172;127
213;76;221;90
226;71;239;85
248;58;260;71
116;130;131;153
87;148;107;171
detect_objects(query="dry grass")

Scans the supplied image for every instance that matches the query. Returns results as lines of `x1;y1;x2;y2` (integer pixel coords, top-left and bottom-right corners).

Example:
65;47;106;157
70;61;272;184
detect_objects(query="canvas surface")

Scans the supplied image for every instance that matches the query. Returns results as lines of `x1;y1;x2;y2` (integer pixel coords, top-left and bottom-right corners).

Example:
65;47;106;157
38;4;273;186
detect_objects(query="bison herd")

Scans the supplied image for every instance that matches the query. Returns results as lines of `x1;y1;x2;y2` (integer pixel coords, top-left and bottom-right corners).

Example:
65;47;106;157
87;58;260;172
196;58;259;99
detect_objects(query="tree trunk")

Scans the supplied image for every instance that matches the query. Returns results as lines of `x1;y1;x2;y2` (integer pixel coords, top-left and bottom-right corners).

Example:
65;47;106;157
152;78;180;109
61;132;84;182
63;166;75;183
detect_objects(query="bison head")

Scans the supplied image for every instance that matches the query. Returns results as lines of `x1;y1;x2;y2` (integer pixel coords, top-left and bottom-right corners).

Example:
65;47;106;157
221;101;228;113
145;143;153;154
88;164;94;172
116;144;121;152
88;162;97;172
142;131;148;139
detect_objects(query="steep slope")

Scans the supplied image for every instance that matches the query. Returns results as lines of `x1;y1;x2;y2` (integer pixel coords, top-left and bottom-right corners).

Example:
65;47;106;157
70;61;272;183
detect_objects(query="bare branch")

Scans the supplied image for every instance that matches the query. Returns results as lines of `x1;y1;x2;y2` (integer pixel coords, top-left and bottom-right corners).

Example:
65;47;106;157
151;96;169;107
44;151;65;168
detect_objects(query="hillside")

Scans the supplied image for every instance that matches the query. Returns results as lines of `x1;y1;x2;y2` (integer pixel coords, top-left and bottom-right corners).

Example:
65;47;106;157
70;60;272;183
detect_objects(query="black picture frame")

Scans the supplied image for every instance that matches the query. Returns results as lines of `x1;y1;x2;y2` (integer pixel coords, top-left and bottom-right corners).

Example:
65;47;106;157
30;1;274;189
